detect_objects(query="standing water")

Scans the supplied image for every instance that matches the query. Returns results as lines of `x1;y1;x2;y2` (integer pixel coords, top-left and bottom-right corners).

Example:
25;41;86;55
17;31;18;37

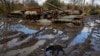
68;22;95;47
14;24;37;34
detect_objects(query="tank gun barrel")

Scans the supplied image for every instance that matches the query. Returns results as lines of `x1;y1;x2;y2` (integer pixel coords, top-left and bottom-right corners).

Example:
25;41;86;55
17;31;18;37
46;2;63;11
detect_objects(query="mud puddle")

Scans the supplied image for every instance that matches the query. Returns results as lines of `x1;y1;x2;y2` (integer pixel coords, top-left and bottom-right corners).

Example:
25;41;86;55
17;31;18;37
68;22;95;47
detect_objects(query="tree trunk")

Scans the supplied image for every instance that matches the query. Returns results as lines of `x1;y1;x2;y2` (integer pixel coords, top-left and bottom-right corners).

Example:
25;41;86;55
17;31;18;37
92;0;94;6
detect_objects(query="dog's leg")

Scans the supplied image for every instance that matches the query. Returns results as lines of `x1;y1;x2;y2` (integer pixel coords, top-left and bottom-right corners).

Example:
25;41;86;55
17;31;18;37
51;51;54;56
61;50;65;56
52;50;57;56
56;50;59;56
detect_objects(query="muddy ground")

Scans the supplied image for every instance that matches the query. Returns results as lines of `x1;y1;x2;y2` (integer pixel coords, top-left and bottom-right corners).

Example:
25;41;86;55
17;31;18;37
0;16;100;56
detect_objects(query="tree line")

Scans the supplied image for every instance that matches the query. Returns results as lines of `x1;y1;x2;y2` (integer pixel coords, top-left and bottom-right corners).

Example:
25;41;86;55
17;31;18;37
0;0;100;16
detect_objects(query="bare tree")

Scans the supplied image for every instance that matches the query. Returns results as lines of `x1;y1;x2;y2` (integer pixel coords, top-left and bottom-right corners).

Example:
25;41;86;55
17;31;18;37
92;0;94;6
0;0;17;15
24;0;39;7
70;0;86;9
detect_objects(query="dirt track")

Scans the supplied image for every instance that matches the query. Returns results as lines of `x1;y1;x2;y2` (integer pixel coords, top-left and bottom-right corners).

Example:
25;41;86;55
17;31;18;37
0;16;100;56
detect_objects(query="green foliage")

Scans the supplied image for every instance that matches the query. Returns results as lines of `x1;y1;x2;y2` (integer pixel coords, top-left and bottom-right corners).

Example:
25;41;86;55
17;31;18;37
84;7;91;16
43;0;62;8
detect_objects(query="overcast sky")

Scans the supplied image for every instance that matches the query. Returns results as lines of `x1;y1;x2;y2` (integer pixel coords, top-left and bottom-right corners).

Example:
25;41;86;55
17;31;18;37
85;0;100;5
35;0;100;5
20;0;100;5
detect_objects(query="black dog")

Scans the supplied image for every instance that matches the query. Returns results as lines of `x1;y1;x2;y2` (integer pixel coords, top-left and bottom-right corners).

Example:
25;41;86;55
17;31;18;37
45;45;65;56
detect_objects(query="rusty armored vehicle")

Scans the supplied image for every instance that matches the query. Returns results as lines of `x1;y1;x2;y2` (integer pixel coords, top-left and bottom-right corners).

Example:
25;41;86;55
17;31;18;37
7;7;42;20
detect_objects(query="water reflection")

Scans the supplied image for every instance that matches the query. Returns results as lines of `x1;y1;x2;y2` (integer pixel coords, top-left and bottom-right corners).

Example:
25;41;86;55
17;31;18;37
0;22;83;56
14;24;37;34
7;35;33;48
37;34;56;39
68;22;95;47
